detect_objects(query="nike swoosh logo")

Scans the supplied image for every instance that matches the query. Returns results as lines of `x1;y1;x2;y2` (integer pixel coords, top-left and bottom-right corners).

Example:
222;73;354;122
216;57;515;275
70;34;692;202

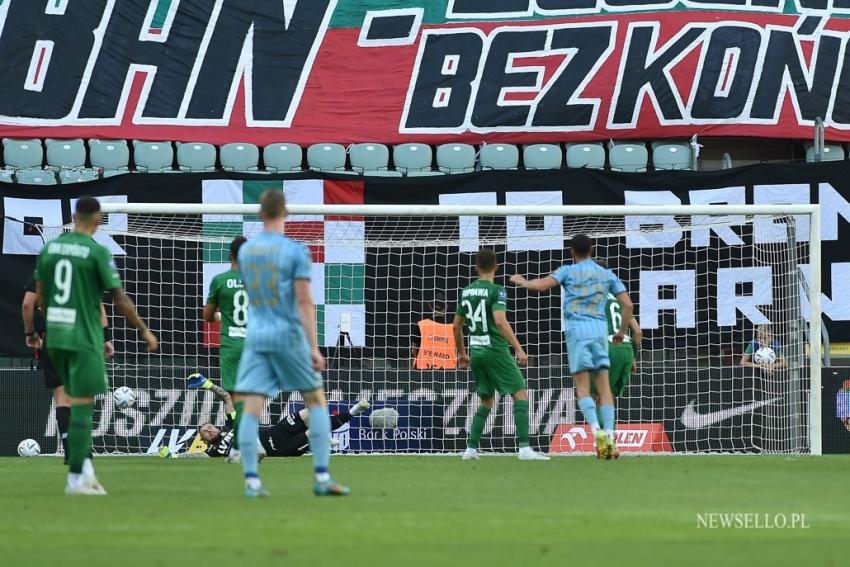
680;398;781;429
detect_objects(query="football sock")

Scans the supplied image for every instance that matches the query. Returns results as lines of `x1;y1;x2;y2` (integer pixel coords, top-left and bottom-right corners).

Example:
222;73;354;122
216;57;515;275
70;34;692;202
233;400;245;450
513;399;530;449
56;405;70;458
578;396;600;433
308;406;332;480
467;405;490;449
600;404;615;436
238;412;259;479
68;404;93;475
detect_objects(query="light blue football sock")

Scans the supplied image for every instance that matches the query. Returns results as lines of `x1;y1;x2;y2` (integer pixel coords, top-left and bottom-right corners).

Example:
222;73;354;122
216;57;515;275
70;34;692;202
600;404;615;434
578;396;600;431
238;412;260;479
308;406;332;480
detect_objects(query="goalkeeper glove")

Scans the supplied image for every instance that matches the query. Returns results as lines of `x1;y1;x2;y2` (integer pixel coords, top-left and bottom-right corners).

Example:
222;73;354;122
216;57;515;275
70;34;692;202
187;372;213;390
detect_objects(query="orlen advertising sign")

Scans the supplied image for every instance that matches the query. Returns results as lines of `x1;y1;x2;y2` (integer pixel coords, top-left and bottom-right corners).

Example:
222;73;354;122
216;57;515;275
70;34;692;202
550;423;673;454
0;1;849;144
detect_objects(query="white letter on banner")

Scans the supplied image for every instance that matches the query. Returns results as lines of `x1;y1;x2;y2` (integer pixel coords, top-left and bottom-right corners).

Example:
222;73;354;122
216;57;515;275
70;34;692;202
439;192;497;252
505;191;563;251
688;187;745;247
716;267;772;327
798;263;850;322
639;270;696;329
753;184;810;243
625;191;682;248
818;183;850;243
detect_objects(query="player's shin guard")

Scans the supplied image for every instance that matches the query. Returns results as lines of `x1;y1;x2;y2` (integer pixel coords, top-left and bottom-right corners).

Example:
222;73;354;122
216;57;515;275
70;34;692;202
307;406;332;481
233;400;245;450
578;396;600;433
56;405;70;458
68;404;93;475
237;413;260;479
513;400;530;448
467;405;490;449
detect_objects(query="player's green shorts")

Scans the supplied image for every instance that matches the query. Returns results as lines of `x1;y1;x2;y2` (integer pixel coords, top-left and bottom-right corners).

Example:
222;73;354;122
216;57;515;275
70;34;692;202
591;344;634;397
470;348;527;398
48;348;107;398
220;344;244;392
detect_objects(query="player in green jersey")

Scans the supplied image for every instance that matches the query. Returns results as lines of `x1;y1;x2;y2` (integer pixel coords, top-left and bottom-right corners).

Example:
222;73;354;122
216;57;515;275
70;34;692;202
203;236;248;456
453;249;550;461
36;197;158;496
592;259;641;459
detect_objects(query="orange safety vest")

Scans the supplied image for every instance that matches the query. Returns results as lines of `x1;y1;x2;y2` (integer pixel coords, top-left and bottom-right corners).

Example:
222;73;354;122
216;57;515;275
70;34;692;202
414;318;457;370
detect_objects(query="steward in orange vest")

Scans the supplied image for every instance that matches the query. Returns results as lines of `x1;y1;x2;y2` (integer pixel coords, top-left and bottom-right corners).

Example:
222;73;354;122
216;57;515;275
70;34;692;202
412;293;457;370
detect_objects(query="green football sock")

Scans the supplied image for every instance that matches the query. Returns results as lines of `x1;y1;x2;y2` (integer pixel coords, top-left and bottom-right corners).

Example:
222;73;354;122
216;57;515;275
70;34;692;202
68;404;93;474
513;399;530;449
467;405;491;449
233;400;245;450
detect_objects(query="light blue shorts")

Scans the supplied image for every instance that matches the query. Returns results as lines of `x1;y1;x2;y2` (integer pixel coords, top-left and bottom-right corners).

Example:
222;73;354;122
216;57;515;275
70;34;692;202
566;335;610;375
235;340;323;397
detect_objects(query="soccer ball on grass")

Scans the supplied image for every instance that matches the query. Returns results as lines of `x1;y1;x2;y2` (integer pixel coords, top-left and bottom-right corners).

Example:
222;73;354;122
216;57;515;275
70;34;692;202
753;347;777;366
113;386;136;409
18;439;40;457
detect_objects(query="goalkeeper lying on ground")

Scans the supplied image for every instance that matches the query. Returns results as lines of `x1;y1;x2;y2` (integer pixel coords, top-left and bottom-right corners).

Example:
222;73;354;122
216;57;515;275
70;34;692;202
186;373;369;458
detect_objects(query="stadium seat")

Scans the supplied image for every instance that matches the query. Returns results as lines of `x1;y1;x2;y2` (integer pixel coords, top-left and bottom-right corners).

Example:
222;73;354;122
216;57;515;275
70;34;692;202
46;139;86;170
2;138;43;169
652;141;692;170
90;139;130;175
608;141;648;172
263;143;303;172
58;169;99;184
134;142;174;172
220;143;259;172
805;143;846;162
479;143;519;170
394;143;442;176
178;142;216;172
349;143;400;176
523;144;562;169
308;143;348;172
16;169;57;185
437;143;476;173
565;143;605;169
0;170;13;183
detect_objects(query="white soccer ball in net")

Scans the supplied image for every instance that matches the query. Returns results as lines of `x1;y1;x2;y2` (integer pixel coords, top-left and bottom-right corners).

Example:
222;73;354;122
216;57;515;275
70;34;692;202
753;347;777;366
113;386;136;409
18;439;40;457
369;407;400;429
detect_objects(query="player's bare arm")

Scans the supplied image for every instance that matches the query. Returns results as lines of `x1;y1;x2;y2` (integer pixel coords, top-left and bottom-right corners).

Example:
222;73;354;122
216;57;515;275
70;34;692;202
295;279;324;372
510;274;559;292
492;310;528;367
202;302;220;323
110;287;159;352
100;303;114;359
452;314;470;368
22;289;42;350
612;291;634;345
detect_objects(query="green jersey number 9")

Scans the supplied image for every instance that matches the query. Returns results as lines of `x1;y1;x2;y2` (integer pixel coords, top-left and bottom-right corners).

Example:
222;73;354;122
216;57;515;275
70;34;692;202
54;258;74;305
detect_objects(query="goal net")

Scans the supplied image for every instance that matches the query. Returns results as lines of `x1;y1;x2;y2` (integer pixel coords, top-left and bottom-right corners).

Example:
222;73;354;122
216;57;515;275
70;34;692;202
51;204;821;455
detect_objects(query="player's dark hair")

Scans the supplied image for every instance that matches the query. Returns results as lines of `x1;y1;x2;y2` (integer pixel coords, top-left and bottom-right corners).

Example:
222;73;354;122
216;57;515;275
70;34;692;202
75;196;101;220
594;258;608;269
475;249;498;273
570;234;593;257
230;236;247;262
260;190;286;219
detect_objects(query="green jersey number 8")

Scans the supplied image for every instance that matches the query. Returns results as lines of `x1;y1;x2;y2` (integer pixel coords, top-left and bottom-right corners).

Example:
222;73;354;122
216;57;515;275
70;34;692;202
54;258;73;305
233;289;249;327
462;299;488;333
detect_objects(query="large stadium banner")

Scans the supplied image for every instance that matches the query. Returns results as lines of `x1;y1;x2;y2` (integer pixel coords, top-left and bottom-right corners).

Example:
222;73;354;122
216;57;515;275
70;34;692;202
0;1;850;144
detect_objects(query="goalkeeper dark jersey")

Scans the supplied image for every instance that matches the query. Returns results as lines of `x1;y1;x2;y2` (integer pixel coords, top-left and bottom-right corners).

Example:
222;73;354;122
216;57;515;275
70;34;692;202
205;411;353;458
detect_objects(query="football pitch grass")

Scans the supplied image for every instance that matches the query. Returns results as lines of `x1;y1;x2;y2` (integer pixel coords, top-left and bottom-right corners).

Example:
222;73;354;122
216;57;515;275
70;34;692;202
0;456;847;567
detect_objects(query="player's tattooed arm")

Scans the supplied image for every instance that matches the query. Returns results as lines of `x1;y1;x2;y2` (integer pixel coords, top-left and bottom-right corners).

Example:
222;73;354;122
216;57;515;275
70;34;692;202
493;310;528;367
452;315;469;368
110;287;159;352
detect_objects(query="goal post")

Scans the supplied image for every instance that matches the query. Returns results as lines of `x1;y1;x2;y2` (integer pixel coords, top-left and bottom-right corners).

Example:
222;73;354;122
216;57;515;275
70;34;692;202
91;202;821;456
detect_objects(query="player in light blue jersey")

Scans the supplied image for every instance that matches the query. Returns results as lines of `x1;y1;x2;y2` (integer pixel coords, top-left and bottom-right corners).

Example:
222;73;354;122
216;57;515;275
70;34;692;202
234;190;349;497
511;234;633;459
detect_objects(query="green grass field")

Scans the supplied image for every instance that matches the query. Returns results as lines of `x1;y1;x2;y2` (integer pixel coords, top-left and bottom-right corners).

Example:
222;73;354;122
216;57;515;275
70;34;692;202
0;455;847;567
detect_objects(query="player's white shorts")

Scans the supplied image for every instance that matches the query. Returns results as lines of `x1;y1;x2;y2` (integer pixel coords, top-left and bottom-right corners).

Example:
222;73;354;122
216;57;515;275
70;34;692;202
565;335;610;375
235;332;323;397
